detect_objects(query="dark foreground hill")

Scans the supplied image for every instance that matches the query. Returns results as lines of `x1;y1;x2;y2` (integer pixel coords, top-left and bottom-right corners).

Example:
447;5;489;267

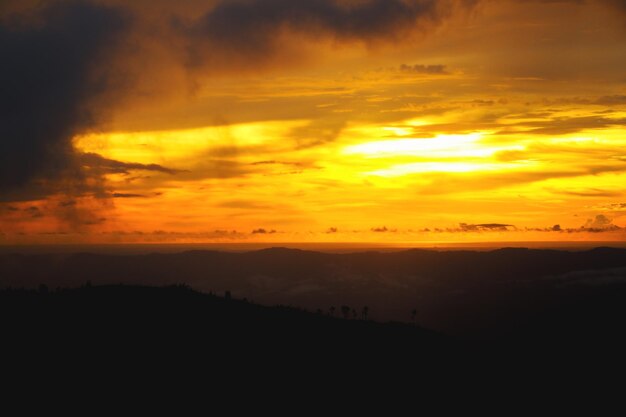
1;284;453;367
2;283;625;390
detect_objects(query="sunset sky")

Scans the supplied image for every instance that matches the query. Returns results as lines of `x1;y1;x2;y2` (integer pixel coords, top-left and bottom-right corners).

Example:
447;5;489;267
2;0;626;244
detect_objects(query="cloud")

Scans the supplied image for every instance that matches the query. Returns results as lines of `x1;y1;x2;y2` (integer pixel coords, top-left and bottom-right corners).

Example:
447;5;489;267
79;153;182;176
399;64;448;74
371;226;398;232
0;0;481;206
459;223;514;232
179;0;479;69
217;200;276;210
445;220;623;235
252;228;277;234
251;160;303;167
25;206;44;219
0;198;112;231
549;267;626;287
497;116;626;136
415;168;623;196
584;214;615;229
520;214;623;234
0;2;131;199
289;118;348;149
595;95;626;106
551;188;623;198
601;203;626;211
111;193;148;199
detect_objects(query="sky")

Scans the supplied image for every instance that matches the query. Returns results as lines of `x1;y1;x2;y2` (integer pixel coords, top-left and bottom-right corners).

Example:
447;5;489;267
2;0;626;245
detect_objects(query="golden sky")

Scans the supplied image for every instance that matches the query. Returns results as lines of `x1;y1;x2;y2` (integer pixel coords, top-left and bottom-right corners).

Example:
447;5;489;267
2;0;626;244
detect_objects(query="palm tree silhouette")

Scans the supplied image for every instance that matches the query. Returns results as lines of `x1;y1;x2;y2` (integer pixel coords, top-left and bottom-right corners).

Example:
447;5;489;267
341;305;350;319
361;306;369;320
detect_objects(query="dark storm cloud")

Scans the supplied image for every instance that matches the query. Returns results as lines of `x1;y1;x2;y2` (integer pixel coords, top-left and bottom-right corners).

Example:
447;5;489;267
0;2;131;198
181;0;478;66
0;0;481;206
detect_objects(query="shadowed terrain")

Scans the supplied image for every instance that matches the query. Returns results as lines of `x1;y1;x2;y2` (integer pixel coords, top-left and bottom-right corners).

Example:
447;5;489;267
3;247;626;387
2;284;459;377
2;247;626;347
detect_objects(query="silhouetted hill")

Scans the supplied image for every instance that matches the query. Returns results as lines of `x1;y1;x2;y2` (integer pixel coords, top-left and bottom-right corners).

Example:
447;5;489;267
2;247;626;341
1;284;455;373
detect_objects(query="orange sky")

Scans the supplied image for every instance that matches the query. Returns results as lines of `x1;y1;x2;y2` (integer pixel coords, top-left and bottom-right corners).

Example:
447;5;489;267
2;0;626;244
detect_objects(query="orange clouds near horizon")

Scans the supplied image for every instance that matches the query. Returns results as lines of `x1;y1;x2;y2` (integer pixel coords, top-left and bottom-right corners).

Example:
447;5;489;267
2;0;626;245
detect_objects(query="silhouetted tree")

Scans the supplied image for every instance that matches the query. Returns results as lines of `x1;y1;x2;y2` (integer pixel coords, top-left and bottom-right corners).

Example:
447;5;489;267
225;290;232;300
362;306;369;320
329;306;336;317
411;308;417;325
352;309;357;319
341;305;350;319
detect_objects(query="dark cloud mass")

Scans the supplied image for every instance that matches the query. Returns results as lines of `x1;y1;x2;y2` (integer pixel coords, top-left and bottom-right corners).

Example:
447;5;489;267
0;2;130;198
182;0;478;66
0;0;477;205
